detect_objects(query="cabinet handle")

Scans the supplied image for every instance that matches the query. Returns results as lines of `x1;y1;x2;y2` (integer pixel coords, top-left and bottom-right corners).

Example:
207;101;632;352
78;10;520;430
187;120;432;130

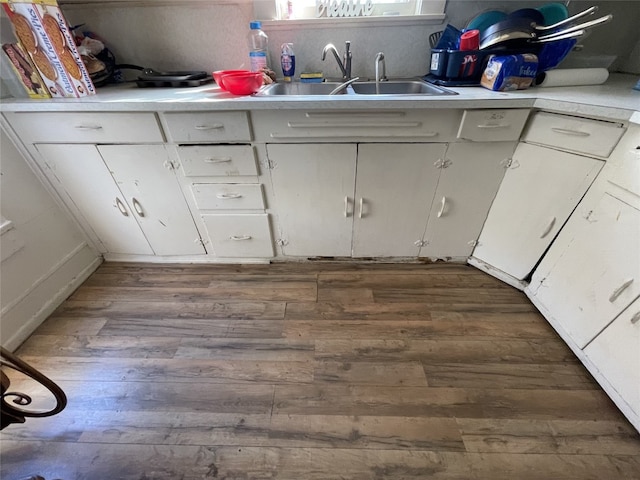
551;127;591;137
230;235;252;241
609;278;634;303
286;121;423;129
358;198;365;219
194;124;224;130
74;125;103;131
476;124;511;129
115;197;129;217
216;193;242;199
204;157;232;164
132;198;145;218
344;196;351;217
540;217;557;239
631;312;640;325
437;196;447;218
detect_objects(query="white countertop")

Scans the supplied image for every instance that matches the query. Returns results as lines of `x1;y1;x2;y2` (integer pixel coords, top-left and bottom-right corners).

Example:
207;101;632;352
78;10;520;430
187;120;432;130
1;73;639;122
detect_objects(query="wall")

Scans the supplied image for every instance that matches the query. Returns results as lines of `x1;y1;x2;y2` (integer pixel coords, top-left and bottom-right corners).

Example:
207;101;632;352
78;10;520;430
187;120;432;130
0;126;101;351
54;0;640;81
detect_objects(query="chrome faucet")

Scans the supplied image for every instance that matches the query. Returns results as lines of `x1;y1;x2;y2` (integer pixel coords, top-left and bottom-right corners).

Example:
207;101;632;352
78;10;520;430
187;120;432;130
375;52;388;94
322;41;352;80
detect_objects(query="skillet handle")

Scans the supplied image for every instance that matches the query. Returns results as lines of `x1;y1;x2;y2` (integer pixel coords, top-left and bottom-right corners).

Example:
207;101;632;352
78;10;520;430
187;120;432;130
537;15;612;40
536;5;597;31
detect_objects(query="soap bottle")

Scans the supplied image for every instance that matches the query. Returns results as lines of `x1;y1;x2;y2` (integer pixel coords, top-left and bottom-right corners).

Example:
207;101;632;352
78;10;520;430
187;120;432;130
281;43;295;82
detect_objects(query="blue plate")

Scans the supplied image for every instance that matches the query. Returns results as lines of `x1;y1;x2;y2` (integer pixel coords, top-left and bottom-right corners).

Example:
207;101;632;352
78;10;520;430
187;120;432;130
537;3;569;26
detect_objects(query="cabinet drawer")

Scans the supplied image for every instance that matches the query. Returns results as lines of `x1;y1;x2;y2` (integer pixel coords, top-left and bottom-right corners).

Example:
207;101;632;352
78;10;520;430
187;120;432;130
584;297;640;417
252;109;462;142
202;214;273;257
177;145;258;177
606;124;640;199
5;112;163;143
457;109;530;142
162;112;251;143
522;111;625;157
191;184;265;210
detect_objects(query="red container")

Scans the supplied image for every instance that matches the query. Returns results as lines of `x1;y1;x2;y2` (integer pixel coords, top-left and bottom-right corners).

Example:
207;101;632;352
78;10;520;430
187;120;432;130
459;30;480;51
212;69;251;90
221;71;263;95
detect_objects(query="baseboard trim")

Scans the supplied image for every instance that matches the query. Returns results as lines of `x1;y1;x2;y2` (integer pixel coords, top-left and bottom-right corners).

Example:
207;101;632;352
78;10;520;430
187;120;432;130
467;256;528;291
1;245;102;351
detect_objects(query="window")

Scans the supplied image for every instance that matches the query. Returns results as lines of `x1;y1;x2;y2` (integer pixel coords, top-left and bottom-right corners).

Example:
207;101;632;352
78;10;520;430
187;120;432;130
258;0;445;21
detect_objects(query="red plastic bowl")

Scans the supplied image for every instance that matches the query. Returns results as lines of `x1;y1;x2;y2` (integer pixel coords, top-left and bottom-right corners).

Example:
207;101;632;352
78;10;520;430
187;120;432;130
221;71;263;95
212;69;251;90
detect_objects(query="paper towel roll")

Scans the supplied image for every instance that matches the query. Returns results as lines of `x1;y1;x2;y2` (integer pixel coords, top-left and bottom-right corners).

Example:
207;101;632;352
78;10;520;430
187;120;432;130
534;68;609;88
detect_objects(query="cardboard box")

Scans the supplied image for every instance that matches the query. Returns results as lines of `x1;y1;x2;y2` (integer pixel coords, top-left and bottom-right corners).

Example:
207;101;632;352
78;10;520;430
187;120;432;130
1;0;95;97
2;43;51;98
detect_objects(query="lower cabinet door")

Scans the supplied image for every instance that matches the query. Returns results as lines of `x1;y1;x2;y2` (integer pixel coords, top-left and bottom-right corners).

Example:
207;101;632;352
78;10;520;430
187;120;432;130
584;297;640;418
532;192;640;348
202;214;274;258
98;145;206;256
35;144;153;255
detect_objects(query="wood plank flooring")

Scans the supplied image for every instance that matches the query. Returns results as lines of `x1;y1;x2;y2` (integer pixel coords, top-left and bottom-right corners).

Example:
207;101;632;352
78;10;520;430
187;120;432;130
1;262;639;479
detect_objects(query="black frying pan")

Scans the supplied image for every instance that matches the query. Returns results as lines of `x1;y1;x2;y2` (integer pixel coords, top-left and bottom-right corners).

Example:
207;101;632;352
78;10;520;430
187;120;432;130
479;6;597;50
480;8;611;50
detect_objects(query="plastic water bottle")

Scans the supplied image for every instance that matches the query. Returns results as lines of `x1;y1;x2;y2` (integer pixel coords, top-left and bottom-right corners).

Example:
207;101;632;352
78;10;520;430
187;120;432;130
248;21;269;72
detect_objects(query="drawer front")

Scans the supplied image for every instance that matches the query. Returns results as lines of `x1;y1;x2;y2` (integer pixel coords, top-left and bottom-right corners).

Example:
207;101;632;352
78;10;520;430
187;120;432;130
202;214;273;257
178;145;258;177
163;112;251;143
457;109;530;142
251;109;462;142
5;112;163;143
522;112;625;157
191;184;265;210
606;124;640;199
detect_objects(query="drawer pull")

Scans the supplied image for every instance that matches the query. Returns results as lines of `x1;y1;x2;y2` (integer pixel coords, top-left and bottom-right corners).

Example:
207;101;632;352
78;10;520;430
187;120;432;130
631;312;640;325
115;197;128;216
358;198;365;219
204;157;232;164
194;124;224;130
609;278;634;303
132;198;145;217
437;196;447;218
477;124;510;129
75;125;103;131
540;217;556;239
551;127;591;137
287;121;424;129
344;196;351;218
230;235;252;241
216;193;243;199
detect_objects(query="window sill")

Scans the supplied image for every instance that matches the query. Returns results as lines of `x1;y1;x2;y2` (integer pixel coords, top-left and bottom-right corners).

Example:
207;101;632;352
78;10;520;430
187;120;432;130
262;14;446;30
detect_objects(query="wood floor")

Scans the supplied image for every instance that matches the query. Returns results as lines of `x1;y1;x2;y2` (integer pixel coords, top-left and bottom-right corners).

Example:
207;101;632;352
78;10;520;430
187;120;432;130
1;262;639;479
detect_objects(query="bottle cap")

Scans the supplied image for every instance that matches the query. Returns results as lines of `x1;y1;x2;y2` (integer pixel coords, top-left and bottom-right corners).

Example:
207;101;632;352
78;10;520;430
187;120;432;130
250;21;262;29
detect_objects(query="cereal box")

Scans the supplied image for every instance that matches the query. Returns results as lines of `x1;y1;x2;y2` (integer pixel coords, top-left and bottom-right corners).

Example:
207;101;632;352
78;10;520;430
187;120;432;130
2;43;51;98
1;0;95;97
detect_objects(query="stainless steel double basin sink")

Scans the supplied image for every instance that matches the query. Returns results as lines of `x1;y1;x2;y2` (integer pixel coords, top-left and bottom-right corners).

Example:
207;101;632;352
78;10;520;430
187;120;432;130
255;79;456;97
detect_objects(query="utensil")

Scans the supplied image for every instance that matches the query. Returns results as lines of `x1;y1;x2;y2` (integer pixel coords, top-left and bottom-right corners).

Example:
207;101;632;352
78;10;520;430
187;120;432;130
213;69;251;90
429;31;443;48
221;71;263;95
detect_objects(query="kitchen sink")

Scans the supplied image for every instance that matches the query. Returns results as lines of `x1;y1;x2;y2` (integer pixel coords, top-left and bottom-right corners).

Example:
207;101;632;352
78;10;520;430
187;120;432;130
256;82;349;96
351;80;456;95
256;79;457;96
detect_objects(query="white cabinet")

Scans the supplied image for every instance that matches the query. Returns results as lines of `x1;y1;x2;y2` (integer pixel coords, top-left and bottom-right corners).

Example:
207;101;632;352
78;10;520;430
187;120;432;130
420;142;514;258
36;144;153;255
584;297;640;421
352;144;445;257
266;143;357;257
530;192;640;349
36;144;205;256
472;142;603;280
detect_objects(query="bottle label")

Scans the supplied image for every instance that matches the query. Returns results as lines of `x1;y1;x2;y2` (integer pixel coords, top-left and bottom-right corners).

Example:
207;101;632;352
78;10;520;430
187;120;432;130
250;51;267;72
281;54;295;77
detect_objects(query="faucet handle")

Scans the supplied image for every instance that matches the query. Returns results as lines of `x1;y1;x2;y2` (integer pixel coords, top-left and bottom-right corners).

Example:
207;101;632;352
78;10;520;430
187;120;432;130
345;41;351;55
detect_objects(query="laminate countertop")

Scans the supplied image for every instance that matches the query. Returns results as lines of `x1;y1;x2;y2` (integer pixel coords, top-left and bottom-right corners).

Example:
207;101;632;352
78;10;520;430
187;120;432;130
1;73;639;123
